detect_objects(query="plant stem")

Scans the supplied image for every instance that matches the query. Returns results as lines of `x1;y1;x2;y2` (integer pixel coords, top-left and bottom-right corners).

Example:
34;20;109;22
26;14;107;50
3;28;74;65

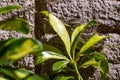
74;62;83;80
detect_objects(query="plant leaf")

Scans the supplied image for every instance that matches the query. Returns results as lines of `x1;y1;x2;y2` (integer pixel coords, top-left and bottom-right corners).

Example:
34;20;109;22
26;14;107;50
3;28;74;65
0;38;42;65
35;51;68;65
76;33;107;60
43;44;62;54
14;69;30;79
42;11;71;59
54;76;74;80
71;24;86;58
26;75;44;80
0;18;30;34
92;52;109;78
0;68;16;79
0;5;21;14
52;60;69;73
0;76;9;80
79;58;100;68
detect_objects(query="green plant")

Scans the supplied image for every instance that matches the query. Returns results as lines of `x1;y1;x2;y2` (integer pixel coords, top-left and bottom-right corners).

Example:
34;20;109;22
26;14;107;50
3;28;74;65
35;11;109;80
0;5;43;80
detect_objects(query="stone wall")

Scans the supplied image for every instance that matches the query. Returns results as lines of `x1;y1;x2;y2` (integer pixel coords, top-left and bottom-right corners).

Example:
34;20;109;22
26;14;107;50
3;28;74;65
35;0;120;80
0;0;35;70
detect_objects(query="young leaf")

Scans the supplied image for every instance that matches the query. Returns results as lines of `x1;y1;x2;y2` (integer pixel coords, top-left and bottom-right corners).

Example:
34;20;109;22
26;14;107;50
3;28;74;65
0;18;30;34
79;58;100;69
0;38;42;65
0;5;21;14
42;11;71;59
52;60;69;73
71;24;86;58
76;33;107;60
35;51;68;65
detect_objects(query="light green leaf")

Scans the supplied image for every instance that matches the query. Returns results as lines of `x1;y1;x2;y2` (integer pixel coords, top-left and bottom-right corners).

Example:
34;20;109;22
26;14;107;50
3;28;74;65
43;44;62;54
76;33;107;60
52;60;69;73
26;75;44;80
54;76;74;80
42;11;71;59
14;69;30;79
0;5;21;14
71;24;86;58
0;18;30;34
40;11;49;17
35;51;68;65
92;52;109;78
0;38;42;65
79;58;100;68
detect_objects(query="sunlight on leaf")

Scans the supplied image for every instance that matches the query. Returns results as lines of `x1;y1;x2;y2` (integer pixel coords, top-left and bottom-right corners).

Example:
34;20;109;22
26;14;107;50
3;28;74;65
35;51;68;65
42;11;71;59
52;60;69;73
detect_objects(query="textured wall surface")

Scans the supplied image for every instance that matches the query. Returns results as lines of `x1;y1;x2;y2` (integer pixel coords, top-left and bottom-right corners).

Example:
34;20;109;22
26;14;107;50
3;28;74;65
0;0;35;70
35;0;120;80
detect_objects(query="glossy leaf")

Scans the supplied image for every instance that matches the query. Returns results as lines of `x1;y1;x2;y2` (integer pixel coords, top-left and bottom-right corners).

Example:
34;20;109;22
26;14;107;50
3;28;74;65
0;38;42;65
54;76;74;80
0;5;21;14
76;33;107;60
42;11;71;59
14;69;30;79
35;51;68;65
79;58;100;68
52;60;69;73
0;18;30;34
71;24;86;58
92;52;109;78
43;44;62;54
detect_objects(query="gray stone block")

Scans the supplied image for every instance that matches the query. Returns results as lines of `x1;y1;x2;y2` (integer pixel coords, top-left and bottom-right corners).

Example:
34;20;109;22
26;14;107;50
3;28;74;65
35;0;120;80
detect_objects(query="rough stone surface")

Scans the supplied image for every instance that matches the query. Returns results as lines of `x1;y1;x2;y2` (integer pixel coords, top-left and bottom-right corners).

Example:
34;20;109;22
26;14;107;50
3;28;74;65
35;0;120;80
0;0;35;70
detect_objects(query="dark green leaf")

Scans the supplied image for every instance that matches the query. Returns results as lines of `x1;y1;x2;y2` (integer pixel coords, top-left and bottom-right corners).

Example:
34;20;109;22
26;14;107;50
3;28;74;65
0;5;21;14
0;18;30;34
35;51;68;65
0;68;16;79
26;75;44;80
52;60;69;73
43;44;62;54
92;52;109;78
